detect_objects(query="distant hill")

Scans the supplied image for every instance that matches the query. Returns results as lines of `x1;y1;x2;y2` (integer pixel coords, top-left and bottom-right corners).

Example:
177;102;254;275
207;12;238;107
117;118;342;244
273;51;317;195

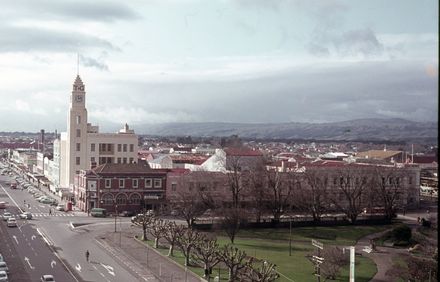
136;118;438;142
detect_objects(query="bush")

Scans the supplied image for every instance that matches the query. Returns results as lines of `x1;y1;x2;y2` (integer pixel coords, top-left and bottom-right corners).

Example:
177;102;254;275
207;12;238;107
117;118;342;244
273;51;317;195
390;224;412;242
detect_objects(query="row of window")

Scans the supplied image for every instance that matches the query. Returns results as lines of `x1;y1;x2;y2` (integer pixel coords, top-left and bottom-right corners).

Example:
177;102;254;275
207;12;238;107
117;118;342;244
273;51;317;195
75;156;137;166
104;178;163;189
101;193;141;205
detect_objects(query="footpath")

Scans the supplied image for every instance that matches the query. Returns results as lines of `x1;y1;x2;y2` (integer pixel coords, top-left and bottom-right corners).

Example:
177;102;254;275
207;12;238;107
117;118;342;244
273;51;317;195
354;202;437;282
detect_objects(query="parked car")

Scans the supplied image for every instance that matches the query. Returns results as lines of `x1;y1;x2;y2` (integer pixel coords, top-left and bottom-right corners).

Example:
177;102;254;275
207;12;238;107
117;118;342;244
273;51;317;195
2;212;12;221
55;205;65;211
0;270;7;281
40;198;54;204
0;202;6;209
119;210;134;217
6;218;17;227
0;253;3;262
40;274;55;281
19;212;32;220
90;208;107;217
0;262;8;273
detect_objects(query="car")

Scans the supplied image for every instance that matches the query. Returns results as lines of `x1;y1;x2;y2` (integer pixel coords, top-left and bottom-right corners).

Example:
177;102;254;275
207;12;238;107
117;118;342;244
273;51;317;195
2;212;12;221
0;270;7;281
37;196;49;202
0;253;3;262
19;212;32;220
119;210;135;217
0;202;6;209
55;205;65;211
0;262;8;273
41;198;55;205
40;274;55;281
7;218;17;227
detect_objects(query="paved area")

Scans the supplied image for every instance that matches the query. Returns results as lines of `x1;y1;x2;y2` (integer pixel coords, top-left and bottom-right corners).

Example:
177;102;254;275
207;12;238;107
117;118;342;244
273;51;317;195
355;201;437;282
100;228;205;282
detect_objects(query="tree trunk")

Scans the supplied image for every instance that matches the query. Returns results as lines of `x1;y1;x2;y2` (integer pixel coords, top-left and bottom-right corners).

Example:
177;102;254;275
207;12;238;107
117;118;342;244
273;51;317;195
154;237;159;248
142;227;148;241
185;253;190;266
167;244;174;257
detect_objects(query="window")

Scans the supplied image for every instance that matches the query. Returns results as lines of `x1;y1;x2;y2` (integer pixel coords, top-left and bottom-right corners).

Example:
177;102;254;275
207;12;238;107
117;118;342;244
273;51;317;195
145;178;152;188
91;157;95;162
119;179;125;188
409;177;412;184
116;194;127;205
102;143;106;151
171;183;177;191
130;194;141;205
129;144;134;152
102;194;113;205
117;157;121;164
123;157;127;164
91;143;95;152
154;179;162;188
76;143;80;151
76;129;81;137
76;115;81;124
76;157;80;165
129;157;134;164
105;179;111;188
117;144;122;152
123;144;127;152
132;179;138;188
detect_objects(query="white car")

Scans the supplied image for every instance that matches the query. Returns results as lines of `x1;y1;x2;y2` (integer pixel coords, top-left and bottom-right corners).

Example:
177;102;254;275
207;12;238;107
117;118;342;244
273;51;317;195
0;262;8;273
7;218;17;227
2;212;12;221
0;270;7;281
40;274;55;281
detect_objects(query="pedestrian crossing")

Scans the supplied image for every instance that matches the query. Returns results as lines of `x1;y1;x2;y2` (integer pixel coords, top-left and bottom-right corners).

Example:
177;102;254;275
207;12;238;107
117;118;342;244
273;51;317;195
9;213;76;218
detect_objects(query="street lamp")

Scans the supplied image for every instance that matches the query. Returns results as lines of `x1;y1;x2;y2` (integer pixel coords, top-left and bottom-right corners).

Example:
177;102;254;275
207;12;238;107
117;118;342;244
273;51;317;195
114;202;118;233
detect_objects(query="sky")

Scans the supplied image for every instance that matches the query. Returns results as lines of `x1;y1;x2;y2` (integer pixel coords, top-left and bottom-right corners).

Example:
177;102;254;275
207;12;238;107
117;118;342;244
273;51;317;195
0;0;438;132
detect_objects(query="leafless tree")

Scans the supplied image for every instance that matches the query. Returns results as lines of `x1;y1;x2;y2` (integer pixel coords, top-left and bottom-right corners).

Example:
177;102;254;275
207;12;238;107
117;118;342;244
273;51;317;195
241;258;279;282
372;167;403;220
132;212;155;241
226;156;245;209
294;169;330;223
219;207;246;244
163;221;185;257
319;246;349;281
329;166;371;224
149;218;167;248
219;244;249;282
245;166;267;223
175;228;204;266
192;235;222;279
265;171;297;223
171;189;209;228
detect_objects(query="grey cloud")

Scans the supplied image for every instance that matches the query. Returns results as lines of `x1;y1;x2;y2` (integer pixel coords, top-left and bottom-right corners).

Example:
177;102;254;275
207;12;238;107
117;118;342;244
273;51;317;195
0;25;118;53
1;0;139;23
79;55;109;71
334;29;384;57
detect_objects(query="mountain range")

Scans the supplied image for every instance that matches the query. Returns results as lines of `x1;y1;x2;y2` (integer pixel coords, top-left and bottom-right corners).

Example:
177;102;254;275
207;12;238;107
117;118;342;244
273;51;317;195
135;118;438;142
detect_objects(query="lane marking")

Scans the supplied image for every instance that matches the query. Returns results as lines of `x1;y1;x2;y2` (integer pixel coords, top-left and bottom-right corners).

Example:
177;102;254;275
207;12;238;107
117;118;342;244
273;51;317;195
12;235;19;245
75;263;82;272
24;257;35;269
51;260;57;268
0;184;23;213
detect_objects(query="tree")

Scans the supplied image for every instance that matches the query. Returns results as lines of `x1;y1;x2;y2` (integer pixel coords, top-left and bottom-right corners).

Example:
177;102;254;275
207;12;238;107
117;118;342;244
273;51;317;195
241;258;279;282
192;235;222;279
386;255;438;281
171;189;209;228
163;221;184;257
219;245;248;282
132;212;155;241
175;228;203;266
372;167;403;220
220;207;245;244
245;165;267;223
329;167;371;224
226;155;245;209
265;171;296;223
295;169;329;223
318;246;349;280
149;218;167;248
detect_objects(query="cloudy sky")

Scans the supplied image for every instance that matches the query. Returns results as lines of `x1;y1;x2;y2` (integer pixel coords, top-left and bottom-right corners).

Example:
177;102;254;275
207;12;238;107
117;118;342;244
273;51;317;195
0;0;438;132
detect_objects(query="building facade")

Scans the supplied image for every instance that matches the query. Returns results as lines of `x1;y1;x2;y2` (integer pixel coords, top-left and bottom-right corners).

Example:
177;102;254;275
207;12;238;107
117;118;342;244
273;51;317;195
60;75;139;187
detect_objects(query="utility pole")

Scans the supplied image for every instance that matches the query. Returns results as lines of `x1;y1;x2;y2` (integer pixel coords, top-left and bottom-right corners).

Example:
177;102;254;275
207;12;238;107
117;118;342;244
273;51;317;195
289;219;292;256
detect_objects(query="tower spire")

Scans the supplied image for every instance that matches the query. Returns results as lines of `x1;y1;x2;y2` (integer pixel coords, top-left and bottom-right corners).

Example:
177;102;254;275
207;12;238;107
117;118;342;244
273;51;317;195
77;53;80;76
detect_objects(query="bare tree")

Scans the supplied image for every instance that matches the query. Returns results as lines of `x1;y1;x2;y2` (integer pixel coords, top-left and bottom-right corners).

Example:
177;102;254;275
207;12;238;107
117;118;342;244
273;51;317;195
329;167;371;224
245;166;267;223
319;246;349;281
220;207;246;244
149;218;167;248
132;212;155;241
265;171;296;223
219;244;249;282
241;258;279;282
372;167;403;220
171;189;209;228
163;221;184;257
226;156;245;209
175;228;203;266
294;169;330;223
192;235;222;279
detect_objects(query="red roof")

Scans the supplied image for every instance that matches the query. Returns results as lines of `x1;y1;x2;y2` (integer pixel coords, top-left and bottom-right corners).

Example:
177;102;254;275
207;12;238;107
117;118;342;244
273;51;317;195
225;147;263;157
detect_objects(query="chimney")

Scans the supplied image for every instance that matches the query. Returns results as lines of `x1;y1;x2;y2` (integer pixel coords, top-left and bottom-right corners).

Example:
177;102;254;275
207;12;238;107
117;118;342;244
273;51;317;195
90;161;97;169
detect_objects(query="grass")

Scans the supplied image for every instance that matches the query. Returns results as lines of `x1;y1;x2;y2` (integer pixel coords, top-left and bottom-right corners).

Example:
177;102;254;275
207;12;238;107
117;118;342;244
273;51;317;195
138;224;390;281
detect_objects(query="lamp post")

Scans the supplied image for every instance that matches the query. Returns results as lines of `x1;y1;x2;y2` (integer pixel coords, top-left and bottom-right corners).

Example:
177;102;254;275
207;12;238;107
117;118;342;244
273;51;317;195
114;203;118;233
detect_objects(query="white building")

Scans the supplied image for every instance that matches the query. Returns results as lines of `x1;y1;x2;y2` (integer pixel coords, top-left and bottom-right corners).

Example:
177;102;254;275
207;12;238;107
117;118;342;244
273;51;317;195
59;75;139;187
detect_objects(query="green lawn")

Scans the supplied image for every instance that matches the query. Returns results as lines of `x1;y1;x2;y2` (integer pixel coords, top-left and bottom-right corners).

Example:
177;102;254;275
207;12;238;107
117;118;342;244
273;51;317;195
139;224;390;281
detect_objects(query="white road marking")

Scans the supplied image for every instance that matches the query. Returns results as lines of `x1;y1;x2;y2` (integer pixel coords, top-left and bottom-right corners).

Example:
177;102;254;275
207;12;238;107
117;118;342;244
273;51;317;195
0;184;23;213
75;263;82;272
31;235;36;240
101;263;115;276
51;260;57;268
12;235;19;245
24;257;35;269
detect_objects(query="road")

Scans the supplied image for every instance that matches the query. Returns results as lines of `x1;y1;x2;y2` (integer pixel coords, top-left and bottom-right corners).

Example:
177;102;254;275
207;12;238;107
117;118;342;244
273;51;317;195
0;171;146;282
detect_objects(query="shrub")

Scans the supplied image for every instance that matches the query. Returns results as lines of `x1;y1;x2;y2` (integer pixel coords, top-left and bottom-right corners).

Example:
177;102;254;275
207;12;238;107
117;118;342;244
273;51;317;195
390;224;412;242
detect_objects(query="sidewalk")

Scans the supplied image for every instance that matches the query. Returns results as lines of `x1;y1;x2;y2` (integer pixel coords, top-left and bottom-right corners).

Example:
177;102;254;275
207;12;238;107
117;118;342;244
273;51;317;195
101;228;205;282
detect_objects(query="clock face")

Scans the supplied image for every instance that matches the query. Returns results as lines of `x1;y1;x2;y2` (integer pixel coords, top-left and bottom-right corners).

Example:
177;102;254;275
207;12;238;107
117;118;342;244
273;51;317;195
78;85;85;91
75;95;83;103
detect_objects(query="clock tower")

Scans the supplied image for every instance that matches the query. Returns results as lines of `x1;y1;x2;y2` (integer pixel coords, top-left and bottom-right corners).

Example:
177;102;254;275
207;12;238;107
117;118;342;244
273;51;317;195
66;75;88;186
